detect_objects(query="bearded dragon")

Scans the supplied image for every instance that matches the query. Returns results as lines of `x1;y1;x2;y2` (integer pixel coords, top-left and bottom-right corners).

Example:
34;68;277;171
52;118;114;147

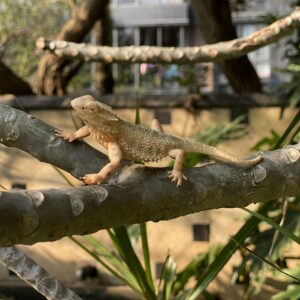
55;95;262;186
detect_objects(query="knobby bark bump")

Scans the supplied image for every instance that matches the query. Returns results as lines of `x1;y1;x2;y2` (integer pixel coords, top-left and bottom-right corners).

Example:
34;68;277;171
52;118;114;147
36;8;300;66
0;105;300;245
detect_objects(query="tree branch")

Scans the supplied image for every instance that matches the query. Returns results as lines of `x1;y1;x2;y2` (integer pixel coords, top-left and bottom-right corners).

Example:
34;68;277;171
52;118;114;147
0;105;300;246
36;0;109;95
36;8;300;64
0;246;82;300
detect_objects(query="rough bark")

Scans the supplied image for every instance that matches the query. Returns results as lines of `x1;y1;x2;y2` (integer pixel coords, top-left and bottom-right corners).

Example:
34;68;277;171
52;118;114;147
36;8;300;66
0;105;300;246
0;61;33;95
36;0;109;96
191;0;263;93
0;246;82;300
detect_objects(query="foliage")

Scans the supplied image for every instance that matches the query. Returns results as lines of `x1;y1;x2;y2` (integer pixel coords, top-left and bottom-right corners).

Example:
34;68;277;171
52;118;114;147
0;0;92;92
272;264;300;300
184;116;247;167
69;111;300;300
0;0;73;80
251;129;280;151
174;64;209;94
230;111;300;297
277;40;300;108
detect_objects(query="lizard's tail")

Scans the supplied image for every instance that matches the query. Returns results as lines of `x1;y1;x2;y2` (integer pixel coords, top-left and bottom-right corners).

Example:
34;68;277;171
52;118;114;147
181;139;262;167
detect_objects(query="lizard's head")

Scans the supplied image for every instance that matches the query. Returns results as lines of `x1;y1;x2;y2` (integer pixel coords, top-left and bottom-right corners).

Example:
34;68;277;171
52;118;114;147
71;95;119;123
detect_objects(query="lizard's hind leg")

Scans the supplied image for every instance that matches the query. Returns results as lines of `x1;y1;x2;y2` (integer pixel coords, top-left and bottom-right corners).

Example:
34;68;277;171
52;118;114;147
168;149;187;187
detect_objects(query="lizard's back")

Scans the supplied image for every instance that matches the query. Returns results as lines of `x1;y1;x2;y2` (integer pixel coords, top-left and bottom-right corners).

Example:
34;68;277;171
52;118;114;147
117;121;179;161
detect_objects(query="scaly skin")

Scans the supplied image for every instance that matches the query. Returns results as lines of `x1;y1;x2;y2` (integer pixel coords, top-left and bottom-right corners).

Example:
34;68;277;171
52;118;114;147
55;95;263;186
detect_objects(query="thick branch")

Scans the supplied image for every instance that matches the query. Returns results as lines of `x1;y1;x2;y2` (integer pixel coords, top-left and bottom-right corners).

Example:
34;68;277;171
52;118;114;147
0;105;300;245
0;247;82;300
0;61;33;94
36;0;109;95
36;8;300;64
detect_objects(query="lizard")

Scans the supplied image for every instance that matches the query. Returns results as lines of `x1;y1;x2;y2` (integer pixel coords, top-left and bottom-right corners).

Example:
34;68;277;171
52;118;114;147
55;95;263;187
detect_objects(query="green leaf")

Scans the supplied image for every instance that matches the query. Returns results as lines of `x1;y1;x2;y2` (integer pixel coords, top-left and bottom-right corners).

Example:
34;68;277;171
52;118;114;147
84;236;141;291
112;226;156;300
140;223;155;291
173;245;222;295
231;237;300;283
242;207;300;244
187;202;273;300
70;236;142;295
187;108;300;298
274;109;300;148
127;224;141;246
272;285;300;300
162;255;177;300
135;97;141;125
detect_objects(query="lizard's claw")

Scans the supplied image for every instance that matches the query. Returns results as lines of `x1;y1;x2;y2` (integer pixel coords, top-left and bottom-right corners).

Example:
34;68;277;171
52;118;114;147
54;129;76;142
168;170;187;187
83;174;104;185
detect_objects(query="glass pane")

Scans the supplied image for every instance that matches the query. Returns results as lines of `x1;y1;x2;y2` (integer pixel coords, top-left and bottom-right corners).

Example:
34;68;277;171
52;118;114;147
140;27;157;46
161;0;184;3
255;63;271;78
117;0;136;4
118;28;134;46
141;0;160;4
162;27;179;46
236;23;270;79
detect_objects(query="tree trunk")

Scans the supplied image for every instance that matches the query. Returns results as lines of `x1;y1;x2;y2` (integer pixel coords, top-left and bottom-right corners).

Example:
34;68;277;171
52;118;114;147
0;61;33;95
191;0;263;93
36;0;109;96
92;8;114;94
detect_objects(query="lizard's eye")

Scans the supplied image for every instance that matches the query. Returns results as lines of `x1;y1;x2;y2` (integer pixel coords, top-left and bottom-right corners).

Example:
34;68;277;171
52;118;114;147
81;106;85;109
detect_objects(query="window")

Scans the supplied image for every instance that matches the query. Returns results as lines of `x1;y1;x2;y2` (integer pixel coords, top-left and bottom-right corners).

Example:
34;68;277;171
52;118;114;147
115;28;135;90
154;109;171;124
162;27;179;47
141;0;160;4
140;27;157;46
192;224;210;242
11;182;26;189
236;23;271;78
116;0;136;5
118;28;135;46
114;26;188;92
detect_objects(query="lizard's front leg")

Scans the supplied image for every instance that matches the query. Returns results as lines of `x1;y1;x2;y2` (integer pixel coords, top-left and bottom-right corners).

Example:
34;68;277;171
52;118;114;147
168;149;187;187
55;125;90;142
83;142;122;185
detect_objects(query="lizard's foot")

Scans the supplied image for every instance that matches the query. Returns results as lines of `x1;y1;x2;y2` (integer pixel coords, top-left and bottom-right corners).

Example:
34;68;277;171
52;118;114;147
83;174;104;185
54;129;76;142
168;170;187;187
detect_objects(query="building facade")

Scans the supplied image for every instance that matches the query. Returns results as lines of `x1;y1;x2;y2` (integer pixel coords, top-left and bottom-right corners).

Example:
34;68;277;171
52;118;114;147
109;0;291;94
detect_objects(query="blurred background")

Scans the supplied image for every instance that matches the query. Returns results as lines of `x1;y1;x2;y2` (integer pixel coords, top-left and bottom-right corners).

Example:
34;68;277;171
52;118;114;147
0;1;300;299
